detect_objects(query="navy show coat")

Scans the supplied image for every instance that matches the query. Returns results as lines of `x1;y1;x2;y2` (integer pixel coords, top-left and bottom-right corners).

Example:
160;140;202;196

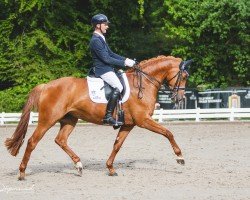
89;33;126;77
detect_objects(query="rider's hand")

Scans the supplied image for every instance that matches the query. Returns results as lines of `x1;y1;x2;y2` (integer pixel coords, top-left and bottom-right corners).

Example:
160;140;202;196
125;58;136;67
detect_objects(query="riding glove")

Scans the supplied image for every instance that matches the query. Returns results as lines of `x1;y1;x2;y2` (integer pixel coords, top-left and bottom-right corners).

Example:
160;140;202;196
125;58;136;67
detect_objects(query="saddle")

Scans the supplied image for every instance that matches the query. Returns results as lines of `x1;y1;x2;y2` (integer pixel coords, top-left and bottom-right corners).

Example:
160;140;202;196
88;68;127;100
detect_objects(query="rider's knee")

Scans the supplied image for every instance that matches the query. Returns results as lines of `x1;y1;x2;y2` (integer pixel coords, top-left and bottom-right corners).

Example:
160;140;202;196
116;85;123;93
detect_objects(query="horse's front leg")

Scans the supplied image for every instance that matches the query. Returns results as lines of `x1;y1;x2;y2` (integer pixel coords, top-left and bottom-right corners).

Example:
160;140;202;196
140;117;185;165
106;125;134;176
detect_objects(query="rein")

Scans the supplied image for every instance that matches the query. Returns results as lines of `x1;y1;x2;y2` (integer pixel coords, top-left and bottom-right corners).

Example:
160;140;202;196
166;70;188;101
133;65;161;99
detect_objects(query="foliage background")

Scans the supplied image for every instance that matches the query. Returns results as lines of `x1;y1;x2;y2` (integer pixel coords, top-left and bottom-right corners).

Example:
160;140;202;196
0;0;249;111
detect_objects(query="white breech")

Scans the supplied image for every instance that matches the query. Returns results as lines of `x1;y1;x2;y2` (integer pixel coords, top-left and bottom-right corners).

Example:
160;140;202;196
100;71;123;92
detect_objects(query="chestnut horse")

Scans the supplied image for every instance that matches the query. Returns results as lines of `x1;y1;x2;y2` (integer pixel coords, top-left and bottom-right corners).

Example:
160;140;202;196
5;55;192;180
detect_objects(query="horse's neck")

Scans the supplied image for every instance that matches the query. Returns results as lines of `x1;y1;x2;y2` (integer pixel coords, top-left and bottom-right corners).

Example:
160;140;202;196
134;62;171;98
143;62;171;84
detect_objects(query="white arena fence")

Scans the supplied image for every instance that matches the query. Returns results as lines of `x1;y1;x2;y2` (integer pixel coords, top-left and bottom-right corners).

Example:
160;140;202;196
0;108;250;125
153;108;250;122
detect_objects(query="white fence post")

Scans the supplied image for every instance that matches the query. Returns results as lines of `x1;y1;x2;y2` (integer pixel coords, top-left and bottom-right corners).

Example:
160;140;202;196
230;107;234;121
0;112;4;125
195;108;200;122
29;112;33;125
159;108;163;123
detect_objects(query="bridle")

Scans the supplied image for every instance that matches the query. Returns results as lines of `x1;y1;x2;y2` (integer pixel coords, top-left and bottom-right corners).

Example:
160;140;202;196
165;69;189;102
132;60;192;102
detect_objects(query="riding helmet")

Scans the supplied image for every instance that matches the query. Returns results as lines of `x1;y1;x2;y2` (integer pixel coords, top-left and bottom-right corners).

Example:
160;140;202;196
91;14;110;26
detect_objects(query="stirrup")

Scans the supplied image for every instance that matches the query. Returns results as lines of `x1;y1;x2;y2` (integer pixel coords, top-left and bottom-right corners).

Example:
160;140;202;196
103;117;123;126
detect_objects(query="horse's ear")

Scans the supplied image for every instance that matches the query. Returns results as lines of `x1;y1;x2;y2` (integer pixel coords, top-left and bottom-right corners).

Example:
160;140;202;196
179;59;193;70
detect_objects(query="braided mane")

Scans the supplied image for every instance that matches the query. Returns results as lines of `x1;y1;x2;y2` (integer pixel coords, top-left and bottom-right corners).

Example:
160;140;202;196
139;55;168;67
139;55;181;68
127;55;181;74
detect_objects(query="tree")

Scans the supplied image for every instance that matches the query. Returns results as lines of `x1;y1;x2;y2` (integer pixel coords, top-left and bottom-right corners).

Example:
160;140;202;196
0;0;91;111
158;0;249;88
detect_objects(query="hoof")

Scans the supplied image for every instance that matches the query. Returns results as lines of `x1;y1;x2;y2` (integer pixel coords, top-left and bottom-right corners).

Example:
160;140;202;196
74;161;83;176
77;168;83;176
176;157;185;165
108;172;118;176
18;172;25;181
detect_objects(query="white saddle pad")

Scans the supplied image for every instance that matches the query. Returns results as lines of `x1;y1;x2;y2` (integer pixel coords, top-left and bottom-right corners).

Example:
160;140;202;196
87;73;130;103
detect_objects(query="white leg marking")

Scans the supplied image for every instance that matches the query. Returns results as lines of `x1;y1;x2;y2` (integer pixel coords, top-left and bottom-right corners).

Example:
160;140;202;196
74;161;83;176
75;161;83;169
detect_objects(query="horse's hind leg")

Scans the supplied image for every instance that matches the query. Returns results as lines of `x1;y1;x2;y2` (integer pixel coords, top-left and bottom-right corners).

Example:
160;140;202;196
141;117;185;165
106;125;134;176
54;115;82;175
19;123;52;180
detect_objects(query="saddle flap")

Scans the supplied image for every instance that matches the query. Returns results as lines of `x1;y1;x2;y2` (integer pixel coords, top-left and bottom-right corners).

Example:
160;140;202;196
87;73;130;104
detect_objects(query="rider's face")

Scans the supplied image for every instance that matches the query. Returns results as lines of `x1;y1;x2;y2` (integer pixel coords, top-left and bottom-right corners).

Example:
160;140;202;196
99;22;109;34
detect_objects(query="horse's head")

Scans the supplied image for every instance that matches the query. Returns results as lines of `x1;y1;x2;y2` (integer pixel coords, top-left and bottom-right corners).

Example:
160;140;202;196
130;56;192;103
166;59;193;104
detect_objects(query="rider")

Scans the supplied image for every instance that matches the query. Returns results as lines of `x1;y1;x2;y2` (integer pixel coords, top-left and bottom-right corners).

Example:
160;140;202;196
89;14;135;126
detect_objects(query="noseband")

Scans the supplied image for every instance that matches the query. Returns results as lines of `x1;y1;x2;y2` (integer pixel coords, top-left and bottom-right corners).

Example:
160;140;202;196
166;69;189;101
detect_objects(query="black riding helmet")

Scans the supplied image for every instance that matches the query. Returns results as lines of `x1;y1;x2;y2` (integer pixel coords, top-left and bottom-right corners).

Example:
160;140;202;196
91;14;110;27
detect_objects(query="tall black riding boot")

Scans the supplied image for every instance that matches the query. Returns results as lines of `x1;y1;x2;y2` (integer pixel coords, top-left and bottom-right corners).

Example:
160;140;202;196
103;88;124;126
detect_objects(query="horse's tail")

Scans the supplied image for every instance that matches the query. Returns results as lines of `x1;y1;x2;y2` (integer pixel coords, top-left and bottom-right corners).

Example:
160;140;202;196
5;84;46;156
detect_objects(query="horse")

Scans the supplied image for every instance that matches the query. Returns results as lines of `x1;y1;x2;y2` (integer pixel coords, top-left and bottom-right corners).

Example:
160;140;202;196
5;55;192;180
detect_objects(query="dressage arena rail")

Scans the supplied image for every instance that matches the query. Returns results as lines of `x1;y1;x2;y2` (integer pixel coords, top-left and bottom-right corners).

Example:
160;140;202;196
152;107;250;122
0;108;250;125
